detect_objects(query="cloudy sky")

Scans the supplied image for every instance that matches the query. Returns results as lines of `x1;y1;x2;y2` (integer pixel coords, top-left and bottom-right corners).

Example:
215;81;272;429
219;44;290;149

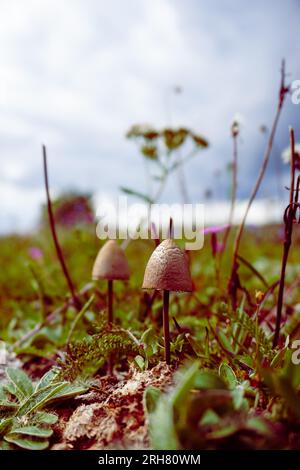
0;0;299;232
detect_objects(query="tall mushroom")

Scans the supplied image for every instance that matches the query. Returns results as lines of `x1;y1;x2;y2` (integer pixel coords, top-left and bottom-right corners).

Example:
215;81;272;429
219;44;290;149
142;238;193;364
92;240;130;327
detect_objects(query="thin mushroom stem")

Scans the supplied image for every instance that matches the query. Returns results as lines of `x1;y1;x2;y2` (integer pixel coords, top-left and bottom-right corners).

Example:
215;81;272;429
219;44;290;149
163;289;171;365
107;279;114;375
108;280;113;327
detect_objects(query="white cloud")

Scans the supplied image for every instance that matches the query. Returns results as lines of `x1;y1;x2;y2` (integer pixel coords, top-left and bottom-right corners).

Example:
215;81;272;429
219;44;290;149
0;0;299;232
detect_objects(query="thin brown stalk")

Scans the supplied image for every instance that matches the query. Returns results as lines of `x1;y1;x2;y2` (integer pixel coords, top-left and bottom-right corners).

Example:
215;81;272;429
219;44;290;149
42;145;81;310
163;289;171;364
273;128;296;347
228;60;289;309
236;254;269;289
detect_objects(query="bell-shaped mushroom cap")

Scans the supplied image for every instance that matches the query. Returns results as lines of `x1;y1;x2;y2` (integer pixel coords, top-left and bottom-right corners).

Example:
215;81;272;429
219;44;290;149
92;240;130;281
142;239;192;292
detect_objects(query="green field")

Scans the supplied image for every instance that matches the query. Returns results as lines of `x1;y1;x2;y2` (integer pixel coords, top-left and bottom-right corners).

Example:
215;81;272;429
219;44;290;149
1;219;300;450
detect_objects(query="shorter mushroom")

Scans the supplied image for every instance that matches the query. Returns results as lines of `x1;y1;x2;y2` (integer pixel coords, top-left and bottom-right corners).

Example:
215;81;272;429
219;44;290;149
142;238;193;364
92;240;130;374
92;240;130;327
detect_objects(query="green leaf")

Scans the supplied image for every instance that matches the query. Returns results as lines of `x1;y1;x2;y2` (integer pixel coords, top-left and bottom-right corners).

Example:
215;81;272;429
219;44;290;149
146;363;203;451
207;423;238;439
199;409;219;426
270;348;286;368
144;386;162;414
35;411;58;425
235;354;254;369
194;371;226;391
232;386;247;411
172;362;200;410
216;330;235;355
17;382;67;416
47;383;88;403
0;440;14;450
10;426;53;438
119;186;153;204
35;369;60;392
147;395;178;450
141;327;159;357
147;363;226;450
0;385;8;401
4;434;49;450
6;368;33;400
0;418;13;436
134;355;145;371
219;363;237;390
3;381;17;397
247;417;270;435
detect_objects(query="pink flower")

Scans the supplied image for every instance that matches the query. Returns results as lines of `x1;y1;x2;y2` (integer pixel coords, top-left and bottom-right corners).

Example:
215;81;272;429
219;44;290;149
204;225;229;256
204;224;229;235
28;247;43;260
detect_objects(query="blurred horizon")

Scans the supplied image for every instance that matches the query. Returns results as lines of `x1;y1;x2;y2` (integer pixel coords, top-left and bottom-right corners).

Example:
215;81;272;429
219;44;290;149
0;0;300;233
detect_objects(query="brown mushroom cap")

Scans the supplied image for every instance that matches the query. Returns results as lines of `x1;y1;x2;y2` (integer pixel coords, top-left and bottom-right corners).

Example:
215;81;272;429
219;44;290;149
142;238;193;292
92;240;130;281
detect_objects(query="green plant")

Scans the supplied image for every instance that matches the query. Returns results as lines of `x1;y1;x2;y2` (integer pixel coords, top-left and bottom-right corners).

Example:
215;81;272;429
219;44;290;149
123;125;209;206
145;362;276;450
134;327;161;370
57;323;140;381
0;368;88;450
261;349;300;420
210;301;275;370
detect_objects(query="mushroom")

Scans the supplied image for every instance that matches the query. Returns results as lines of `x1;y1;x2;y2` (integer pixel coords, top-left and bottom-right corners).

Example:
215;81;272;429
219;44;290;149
142;238;193;364
92;240;130;375
92;239;130;326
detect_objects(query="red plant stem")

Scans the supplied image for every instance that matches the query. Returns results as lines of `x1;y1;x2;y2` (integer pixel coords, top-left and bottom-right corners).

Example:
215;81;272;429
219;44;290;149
229;60;288;308
273;243;291;347
273;128;296;347
237;254;269;289
42;145;81;310
289;131;296;206
163;289;171;364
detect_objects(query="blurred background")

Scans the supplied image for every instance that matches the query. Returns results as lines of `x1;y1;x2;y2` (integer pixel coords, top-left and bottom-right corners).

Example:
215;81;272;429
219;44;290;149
0;0;299;233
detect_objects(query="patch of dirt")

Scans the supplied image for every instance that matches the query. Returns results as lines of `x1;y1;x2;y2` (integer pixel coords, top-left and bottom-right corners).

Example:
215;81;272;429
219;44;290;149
22;355;55;380
51;362;174;450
